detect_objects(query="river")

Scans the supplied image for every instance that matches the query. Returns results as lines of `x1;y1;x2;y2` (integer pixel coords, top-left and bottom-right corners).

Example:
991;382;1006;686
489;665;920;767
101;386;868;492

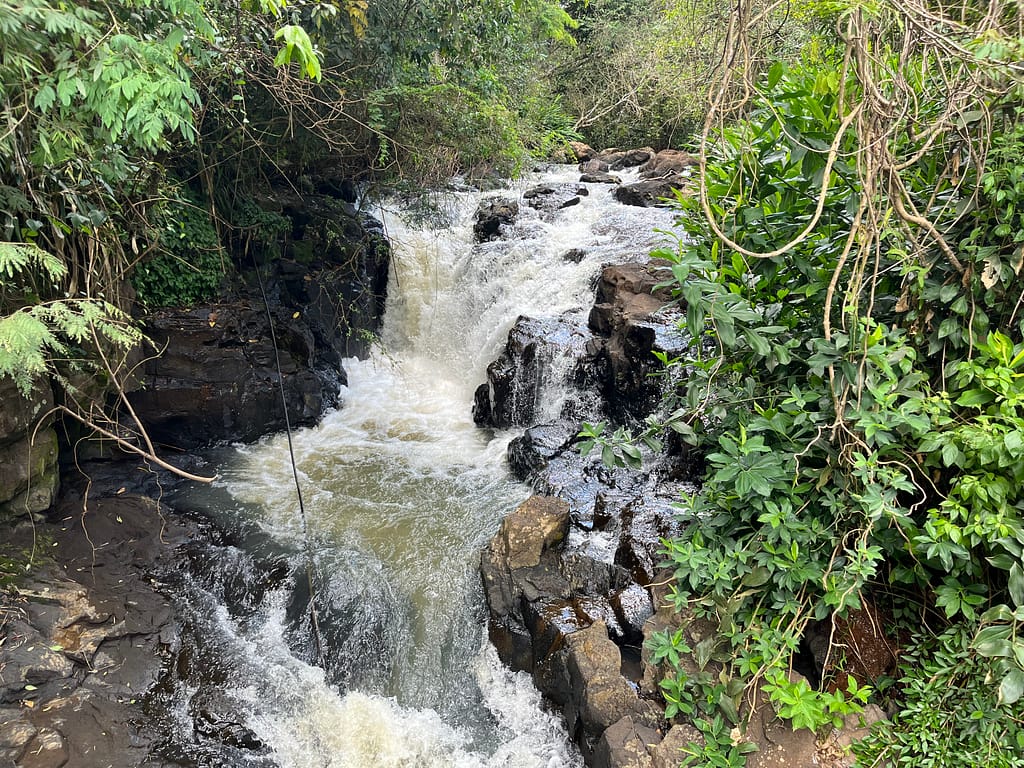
166;166;678;767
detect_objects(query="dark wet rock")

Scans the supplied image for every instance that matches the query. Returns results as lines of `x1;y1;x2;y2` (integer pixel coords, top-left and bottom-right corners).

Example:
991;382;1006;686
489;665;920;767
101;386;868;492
126;197;388;451
473;196;519;241
575;595;623;639
0;493;195;768
128;305;330;448
604;148;656;171
523;183;589;215
0;379;58;521
613;177;688;208
615;495;684;585
580;172;622;185
639;149;698;179
191;690;267;752
593;716;659;768
563;248;587;263
610;584;654;643
588;262;687;422
507;424;575;481
474;313;598;429
278;204;390;363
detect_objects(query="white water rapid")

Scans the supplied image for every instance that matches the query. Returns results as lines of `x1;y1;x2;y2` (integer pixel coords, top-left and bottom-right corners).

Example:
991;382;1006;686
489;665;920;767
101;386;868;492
185;166;680;767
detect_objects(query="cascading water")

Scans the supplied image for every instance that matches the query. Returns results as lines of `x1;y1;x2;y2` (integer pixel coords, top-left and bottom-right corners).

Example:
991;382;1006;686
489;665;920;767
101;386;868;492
166;166;680;767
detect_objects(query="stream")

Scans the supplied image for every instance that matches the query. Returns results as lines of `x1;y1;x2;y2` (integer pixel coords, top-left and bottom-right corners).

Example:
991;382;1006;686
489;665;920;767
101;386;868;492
160;166;679;767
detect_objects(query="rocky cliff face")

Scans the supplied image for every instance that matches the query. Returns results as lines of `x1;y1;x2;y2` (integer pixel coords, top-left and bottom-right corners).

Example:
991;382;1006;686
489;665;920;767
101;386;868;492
127;201;390;450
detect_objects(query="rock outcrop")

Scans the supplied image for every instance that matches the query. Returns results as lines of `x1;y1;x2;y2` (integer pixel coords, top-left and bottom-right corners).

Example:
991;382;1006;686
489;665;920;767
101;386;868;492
478;246;887;766
128;203;389;449
588;262;686;422
614;149;698;208
474;196;520;241
0;379;58;522
473;312;598;429
0;494;189;768
128;304;332;448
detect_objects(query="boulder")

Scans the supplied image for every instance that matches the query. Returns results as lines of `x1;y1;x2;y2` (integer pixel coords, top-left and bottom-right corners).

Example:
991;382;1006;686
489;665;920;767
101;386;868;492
600;148;656;171
0;379;58;520
592;716;659;768
580;159;611;174
496;495;572;569
474;313;597;429
473;196;519;241
481;496;573;672
581;172;622;185
649;724;704;768
0;428;58;521
563;622;661;750
613;178;687;208
570;142;597;162
640;150;698;178
523;183;589;216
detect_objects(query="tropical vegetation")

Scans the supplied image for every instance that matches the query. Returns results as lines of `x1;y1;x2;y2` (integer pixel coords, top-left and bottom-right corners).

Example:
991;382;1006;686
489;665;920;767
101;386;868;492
3;0;1024;763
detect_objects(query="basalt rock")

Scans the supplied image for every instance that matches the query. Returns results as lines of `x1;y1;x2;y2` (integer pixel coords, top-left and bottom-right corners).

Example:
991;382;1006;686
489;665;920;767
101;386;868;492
277;199;390;363
580;172;622;185
473;196;520;241
0;379;58;521
473;313;598;429
639;149;698;178
127;200;389;450
0;494;190;768
570;142;597;162
128;304;330;449
580;159;611;174
599;148;656;171
481;495;572;672
588;262;687;422
613;177;688;208
523;183;589;216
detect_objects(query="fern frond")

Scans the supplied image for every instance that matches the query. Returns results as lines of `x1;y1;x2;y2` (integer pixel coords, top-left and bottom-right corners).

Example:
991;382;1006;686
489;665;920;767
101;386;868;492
0;241;67;284
0;308;63;395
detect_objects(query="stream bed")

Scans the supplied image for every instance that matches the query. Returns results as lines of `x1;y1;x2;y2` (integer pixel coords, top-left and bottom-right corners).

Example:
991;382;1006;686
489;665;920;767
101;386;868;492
158;166;678;767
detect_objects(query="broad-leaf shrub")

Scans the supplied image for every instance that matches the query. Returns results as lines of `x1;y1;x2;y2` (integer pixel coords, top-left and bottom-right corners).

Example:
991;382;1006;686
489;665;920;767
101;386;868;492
589;58;1024;764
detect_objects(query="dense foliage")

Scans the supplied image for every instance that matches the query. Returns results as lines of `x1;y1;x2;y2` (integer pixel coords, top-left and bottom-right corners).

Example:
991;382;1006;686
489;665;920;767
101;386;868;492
0;0;582;457
584;0;1024;763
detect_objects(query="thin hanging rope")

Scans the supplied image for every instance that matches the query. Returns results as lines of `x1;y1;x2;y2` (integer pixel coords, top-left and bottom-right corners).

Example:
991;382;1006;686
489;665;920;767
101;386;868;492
251;251;327;670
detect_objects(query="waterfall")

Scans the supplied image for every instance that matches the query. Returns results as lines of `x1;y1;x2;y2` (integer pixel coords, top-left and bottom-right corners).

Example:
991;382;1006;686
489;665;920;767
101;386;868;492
166;166;679;767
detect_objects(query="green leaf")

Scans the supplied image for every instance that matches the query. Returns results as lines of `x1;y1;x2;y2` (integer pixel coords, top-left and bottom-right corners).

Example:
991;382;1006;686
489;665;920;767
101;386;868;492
1009;563;1024;607
999;668;1024;705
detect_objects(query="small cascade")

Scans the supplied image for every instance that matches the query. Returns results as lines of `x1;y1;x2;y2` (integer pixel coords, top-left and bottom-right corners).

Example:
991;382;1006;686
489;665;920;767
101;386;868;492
156;164;681;766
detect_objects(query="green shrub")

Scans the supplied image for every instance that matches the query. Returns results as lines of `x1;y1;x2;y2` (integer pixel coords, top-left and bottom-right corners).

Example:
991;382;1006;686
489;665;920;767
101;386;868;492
133;196;225;308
